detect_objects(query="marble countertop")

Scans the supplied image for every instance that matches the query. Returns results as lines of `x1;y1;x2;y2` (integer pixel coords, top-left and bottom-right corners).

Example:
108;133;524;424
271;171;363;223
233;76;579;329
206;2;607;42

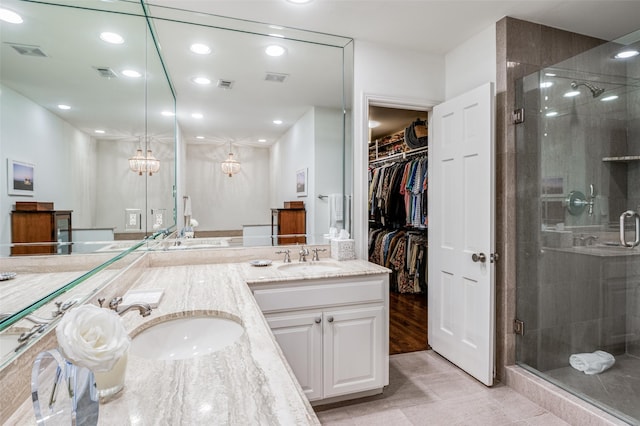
7;256;389;425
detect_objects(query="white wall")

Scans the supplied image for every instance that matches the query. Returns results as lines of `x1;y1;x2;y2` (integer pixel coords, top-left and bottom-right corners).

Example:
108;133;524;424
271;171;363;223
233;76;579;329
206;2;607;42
314;107;344;239
186;143;271;231
268;106;344;242
445;24;497;99
352;41;446;258
270;108;315;231
0;85;97;256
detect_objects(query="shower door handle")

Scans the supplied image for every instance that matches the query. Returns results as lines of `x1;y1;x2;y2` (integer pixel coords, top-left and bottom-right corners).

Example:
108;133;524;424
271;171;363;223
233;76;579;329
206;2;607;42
472;253;486;263
619;210;640;248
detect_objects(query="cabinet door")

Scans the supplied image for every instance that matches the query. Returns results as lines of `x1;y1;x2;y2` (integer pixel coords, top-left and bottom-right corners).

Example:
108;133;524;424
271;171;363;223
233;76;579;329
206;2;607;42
266;311;323;401
323;305;384;398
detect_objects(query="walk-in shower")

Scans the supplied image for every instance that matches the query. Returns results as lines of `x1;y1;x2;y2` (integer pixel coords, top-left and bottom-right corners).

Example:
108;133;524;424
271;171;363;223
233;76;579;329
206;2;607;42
515;29;640;425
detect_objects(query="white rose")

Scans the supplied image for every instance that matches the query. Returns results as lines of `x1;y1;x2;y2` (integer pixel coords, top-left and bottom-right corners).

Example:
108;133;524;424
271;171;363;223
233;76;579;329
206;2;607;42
56;304;130;372
190;218;199;227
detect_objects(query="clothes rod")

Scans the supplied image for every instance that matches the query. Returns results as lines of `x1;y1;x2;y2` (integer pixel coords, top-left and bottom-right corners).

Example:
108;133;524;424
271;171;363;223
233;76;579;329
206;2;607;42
369;146;428;165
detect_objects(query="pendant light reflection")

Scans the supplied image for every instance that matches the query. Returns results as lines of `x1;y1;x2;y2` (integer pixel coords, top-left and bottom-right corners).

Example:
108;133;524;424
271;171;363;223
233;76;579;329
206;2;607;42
220;142;241;177
129;137;160;176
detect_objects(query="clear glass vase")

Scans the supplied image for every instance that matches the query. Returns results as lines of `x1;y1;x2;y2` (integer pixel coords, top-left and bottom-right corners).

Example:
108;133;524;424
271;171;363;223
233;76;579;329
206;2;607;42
31;348;99;425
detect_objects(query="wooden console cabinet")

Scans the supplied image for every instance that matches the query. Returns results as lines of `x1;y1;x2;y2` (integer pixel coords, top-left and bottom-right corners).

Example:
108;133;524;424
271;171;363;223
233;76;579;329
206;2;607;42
271;208;306;245
11;210;72;255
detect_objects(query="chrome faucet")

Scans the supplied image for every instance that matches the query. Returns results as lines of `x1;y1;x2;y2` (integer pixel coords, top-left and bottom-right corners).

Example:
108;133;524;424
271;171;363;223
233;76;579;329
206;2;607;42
298;246;310;262
574;234;598;246
311;248;327;261
276;249;291;263
98;297;152;317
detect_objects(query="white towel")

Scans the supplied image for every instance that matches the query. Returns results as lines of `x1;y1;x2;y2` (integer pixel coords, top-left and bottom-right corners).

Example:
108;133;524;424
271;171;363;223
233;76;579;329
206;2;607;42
328;193;343;223
183;196;192;216
569;350;615;375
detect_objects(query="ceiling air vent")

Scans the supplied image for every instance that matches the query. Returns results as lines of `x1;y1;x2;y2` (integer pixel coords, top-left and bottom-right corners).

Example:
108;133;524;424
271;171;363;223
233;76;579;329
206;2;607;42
217;79;234;89
265;72;289;83
7;43;47;57
93;66;118;79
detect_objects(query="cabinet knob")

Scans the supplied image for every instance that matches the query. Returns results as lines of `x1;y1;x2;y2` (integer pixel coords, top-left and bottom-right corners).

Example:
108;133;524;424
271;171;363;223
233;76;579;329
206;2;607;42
314;317;321;324
327;316;334;323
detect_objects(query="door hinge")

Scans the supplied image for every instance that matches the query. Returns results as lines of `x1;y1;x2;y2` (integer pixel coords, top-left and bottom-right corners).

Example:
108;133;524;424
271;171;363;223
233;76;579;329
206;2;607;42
513;319;525;336
512;108;524;124
490;252;499;263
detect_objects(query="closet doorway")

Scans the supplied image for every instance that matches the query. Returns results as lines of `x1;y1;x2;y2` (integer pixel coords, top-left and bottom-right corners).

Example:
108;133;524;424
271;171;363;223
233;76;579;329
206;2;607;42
368;104;429;355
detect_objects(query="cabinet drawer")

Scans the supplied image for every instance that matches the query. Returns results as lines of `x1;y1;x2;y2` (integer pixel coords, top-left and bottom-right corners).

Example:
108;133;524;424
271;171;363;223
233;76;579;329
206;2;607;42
253;276;387;313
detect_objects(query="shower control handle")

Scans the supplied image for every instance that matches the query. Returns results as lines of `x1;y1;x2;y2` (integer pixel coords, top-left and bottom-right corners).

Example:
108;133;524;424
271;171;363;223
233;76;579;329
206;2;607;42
472;253;487;263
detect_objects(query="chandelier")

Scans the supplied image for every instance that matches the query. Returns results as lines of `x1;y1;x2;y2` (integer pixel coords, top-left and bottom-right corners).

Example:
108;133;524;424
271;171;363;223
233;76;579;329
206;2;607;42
129;138;160;176
220;142;241;177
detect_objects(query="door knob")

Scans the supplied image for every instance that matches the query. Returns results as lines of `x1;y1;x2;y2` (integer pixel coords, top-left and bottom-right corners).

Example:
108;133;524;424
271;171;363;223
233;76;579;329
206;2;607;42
472;253;486;263
314;317;321;324
327;316;334;323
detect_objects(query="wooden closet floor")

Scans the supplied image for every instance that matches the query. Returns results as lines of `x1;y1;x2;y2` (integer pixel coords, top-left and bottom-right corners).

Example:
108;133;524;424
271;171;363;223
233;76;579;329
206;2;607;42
389;291;428;355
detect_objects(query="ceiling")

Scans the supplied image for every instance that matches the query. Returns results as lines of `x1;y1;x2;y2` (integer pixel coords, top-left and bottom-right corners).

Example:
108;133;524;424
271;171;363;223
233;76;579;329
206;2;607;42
2;0;640;148
139;0;640;142
147;0;640;55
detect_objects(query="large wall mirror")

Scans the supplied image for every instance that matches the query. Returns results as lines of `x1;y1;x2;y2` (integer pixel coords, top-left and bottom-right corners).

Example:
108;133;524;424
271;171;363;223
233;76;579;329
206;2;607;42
0;0;352;365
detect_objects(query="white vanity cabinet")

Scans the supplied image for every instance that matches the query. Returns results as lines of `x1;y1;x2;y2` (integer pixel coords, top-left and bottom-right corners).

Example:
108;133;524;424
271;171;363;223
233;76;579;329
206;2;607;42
250;274;389;403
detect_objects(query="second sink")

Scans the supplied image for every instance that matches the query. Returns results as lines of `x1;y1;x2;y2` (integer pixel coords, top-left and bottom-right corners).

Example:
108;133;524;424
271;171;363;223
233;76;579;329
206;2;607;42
277;261;342;274
130;315;244;361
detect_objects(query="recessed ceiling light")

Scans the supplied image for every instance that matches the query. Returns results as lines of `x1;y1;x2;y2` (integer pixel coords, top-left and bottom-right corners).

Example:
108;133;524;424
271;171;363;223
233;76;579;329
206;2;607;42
545;111;558;117
192;113;203;119
269;25;284;30
273;119;283;125
121;69;141;78
190;43;211;55
191;76;211;85
196;136;205;139
258;139;267;143
58;104;71;110
614;49;639;59
0;8;23;24
544;73;556;77
540;82;553;88
368;120;381;129
601;95;619;102
286;0;314;4
265;45;286;57
563;91;580;98
100;32;124;44
95;129;105;134
161;111;175;117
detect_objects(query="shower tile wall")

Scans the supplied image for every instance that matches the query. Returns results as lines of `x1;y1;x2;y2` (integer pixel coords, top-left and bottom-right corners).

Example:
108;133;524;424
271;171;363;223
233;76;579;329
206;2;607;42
496;17;605;378
505;17;608;372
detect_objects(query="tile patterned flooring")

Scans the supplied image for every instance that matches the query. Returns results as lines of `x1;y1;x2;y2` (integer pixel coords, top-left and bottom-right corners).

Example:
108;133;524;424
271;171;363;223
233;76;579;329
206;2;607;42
314;350;571;426
545;354;640;423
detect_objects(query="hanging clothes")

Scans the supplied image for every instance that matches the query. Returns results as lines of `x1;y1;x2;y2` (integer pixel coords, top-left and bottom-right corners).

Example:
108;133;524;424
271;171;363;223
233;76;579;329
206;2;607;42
368;155;428;229
368;228;428;294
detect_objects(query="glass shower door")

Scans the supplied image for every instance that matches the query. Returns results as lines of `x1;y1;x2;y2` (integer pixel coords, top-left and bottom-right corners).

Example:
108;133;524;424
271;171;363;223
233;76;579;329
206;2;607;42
515;33;640;424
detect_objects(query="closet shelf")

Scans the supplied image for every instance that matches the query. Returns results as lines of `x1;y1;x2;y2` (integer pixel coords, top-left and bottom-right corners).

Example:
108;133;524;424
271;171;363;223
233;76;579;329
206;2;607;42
602;156;640;162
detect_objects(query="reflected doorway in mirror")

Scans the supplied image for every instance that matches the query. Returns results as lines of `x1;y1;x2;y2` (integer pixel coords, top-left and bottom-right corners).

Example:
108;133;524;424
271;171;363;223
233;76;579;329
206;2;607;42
296;168;307;197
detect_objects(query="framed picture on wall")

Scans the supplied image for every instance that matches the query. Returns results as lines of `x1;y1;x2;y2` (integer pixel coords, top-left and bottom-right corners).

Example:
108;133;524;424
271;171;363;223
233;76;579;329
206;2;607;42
296;168;308;197
7;159;35;197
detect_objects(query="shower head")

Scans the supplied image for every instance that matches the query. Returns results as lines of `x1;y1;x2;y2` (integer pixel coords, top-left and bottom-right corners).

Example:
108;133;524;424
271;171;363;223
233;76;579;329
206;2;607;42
570;80;605;98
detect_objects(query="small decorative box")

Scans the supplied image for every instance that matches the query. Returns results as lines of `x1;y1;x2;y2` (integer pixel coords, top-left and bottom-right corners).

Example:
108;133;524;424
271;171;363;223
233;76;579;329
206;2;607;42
330;238;355;261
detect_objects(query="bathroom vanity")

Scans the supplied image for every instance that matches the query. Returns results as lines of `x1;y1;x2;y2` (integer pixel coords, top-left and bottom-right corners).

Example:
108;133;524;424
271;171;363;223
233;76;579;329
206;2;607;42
3;248;390;424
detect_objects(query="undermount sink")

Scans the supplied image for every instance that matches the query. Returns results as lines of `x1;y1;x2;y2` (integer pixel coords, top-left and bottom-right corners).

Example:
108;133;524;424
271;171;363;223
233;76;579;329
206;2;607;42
277;261;342;274
130;315;244;361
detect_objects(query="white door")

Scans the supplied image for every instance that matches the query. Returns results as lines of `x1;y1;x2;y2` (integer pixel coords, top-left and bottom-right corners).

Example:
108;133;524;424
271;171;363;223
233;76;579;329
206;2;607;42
266;311;323;400
323;305;384;398
428;82;495;386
